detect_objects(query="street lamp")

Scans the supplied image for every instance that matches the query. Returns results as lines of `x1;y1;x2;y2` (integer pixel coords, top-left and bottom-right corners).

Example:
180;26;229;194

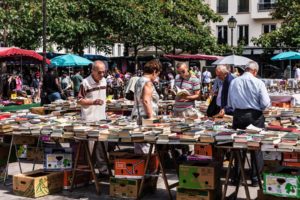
227;16;237;47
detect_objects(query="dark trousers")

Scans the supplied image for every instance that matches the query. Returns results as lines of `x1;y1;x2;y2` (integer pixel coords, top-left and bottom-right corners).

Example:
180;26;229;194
232;109;264;182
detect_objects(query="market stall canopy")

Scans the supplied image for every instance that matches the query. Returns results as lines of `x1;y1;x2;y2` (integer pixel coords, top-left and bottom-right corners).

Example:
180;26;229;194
51;54;93;67
212;55;253;67
0;47;51;64
271;51;300;61
164;54;223;61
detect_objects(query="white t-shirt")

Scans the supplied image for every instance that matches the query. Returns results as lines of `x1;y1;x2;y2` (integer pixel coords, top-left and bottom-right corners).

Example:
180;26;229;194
295;68;300;80
78;75;106;122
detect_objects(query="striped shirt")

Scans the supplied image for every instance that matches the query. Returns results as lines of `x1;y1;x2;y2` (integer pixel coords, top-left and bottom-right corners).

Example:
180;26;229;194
174;75;201;113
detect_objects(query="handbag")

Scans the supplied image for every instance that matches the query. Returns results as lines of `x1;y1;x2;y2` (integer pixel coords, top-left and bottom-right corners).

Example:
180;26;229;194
206;95;221;117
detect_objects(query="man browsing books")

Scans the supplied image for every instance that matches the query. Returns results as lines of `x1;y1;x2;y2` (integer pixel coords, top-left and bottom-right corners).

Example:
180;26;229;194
173;62;201;117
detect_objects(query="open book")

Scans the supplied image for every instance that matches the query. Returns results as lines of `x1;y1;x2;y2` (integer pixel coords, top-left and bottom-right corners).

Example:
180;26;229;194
176;86;190;96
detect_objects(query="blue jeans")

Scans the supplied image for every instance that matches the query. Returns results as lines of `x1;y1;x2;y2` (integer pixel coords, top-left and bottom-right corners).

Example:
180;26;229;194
48;92;61;102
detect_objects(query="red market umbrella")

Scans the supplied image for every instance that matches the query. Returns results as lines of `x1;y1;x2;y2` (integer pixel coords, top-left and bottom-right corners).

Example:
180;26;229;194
164;54;223;61
0;47;51;64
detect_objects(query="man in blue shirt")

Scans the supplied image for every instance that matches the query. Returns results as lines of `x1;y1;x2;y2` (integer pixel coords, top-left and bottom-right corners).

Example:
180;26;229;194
228;61;270;186
228;61;270;128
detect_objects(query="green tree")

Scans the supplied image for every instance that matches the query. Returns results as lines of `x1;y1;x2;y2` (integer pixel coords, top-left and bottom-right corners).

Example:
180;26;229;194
0;0;43;49
252;0;300;48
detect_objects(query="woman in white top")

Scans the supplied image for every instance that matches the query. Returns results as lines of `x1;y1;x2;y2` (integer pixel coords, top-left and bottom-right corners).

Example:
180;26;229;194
132;59;161;121
131;59;162;154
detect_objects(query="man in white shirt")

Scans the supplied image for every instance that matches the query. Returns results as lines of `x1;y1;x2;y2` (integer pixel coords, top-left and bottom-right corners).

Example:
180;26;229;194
294;65;300;80
78;61;107;121
78;61;110;174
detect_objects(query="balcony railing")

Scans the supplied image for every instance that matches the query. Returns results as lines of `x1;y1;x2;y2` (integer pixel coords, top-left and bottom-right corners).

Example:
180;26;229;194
258;2;276;11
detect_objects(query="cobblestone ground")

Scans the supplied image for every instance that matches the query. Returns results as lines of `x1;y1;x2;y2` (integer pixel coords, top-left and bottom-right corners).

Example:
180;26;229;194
0;162;259;200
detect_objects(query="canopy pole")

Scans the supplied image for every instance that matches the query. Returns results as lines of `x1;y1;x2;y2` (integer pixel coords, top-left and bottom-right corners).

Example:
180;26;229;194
21;56;23;74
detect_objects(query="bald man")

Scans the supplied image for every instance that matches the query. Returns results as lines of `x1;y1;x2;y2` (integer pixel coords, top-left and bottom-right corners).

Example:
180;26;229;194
78;60;107;122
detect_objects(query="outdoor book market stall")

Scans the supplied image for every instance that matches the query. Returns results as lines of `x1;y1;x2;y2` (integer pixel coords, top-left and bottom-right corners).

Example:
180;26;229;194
1;99;300;199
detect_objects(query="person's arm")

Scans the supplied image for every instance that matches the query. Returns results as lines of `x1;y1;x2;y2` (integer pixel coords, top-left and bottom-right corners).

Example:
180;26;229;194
183;78;201;101
55;77;63;93
184;90;200;100
259;83;271;110
141;81;154;119
77;85;103;106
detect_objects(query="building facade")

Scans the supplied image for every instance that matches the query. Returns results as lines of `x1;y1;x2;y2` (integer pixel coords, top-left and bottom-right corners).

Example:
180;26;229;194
205;0;280;49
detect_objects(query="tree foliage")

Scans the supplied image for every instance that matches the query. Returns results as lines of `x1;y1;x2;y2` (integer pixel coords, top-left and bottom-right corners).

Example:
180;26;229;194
252;0;300;48
0;0;223;55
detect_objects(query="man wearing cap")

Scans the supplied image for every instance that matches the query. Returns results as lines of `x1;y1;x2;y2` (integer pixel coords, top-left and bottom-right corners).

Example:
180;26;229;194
228;61;270;186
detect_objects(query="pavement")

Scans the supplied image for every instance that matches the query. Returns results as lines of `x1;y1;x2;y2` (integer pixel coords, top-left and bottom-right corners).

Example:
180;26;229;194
0;161;260;200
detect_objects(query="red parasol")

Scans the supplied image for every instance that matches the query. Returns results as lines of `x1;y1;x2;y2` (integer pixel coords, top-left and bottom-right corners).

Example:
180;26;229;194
0;47;51;64
164;54;223;61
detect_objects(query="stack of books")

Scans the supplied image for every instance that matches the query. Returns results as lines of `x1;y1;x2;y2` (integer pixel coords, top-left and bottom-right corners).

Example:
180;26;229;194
233;133;251;148
215;131;237;144
199;130;217;143
277;132;298;151
0;122;12;134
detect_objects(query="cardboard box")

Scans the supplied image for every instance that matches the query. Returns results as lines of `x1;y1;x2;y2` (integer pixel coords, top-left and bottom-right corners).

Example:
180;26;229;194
44;148;72;171
263;160;281;173
30;107;45;115
263;151;282;161
14;136;36;145
114;155;158;178
179;163;217;190
283;152;300;162
177;187;212;200
63;170;91;189
258;189;298;200
282;162;300;168
263;169;300;198
13;170;63;198
194;144;213;157
27;148;44;162
109;177;156;198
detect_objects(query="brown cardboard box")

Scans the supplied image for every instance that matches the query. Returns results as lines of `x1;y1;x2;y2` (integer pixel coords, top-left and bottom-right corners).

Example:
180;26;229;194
63;170;91;190
13;170;63;198
27;148;44;162
109;177;156;198
179;163;217;190
14;136;36;145
177;187;212;200
263;160;281;173
30;107;45;115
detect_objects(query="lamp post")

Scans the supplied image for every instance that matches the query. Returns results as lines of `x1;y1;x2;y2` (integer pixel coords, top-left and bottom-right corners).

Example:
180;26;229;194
227;16;237;47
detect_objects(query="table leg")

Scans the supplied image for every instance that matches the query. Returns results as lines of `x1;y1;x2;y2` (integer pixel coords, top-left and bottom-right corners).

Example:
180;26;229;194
32;135;41;171
170;145;179;175
233;150;247;200
3;135;14;185
70;141;81;192
99;141;112;176
222;150;234;200
156;144;173;200
236;150;251;200
251;150;263;189
138;143;154;198
83;141;101;194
